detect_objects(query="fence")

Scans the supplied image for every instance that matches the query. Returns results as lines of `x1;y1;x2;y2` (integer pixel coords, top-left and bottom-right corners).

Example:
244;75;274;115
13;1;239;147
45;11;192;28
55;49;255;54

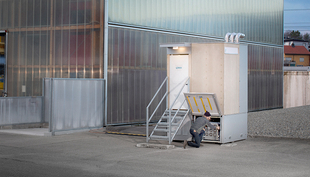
44;78;105;134
284;71;310;108
0;96;43;126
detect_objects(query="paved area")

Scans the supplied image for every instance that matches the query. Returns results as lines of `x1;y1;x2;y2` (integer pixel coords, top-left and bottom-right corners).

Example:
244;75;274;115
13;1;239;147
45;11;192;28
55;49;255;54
1;128;310;177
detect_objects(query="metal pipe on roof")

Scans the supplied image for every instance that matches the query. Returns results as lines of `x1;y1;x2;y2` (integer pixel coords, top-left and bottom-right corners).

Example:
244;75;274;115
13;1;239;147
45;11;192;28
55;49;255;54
225;33;231;43
230;33;236;43
235;33;245;43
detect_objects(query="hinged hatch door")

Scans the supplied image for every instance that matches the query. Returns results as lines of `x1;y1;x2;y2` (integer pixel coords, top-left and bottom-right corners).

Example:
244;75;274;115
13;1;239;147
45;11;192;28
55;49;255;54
184;93;222;117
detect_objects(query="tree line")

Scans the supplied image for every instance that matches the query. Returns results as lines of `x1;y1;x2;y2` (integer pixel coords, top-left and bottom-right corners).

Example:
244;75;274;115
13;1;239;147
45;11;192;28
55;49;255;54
284;30;310;42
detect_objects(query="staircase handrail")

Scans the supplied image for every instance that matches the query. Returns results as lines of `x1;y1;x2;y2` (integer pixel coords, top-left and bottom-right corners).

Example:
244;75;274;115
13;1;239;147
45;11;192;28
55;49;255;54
169;77;190;111
169;100;189;143
168;77;190;143
146;76;168;142
146;76;168;122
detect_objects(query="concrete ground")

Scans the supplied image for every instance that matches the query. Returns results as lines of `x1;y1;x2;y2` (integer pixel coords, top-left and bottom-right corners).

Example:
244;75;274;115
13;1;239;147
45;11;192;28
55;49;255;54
1;128;310;177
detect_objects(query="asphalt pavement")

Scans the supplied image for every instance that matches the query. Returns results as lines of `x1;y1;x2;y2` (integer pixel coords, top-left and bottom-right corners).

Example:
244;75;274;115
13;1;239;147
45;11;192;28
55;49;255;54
1;127;310;177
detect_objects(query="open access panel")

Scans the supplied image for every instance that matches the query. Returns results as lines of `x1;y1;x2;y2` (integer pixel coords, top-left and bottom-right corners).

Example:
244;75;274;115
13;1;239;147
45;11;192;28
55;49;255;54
184;92;247;144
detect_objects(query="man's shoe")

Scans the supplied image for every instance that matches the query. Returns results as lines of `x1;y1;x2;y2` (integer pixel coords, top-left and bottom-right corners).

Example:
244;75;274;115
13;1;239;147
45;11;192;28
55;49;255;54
183;140;187;149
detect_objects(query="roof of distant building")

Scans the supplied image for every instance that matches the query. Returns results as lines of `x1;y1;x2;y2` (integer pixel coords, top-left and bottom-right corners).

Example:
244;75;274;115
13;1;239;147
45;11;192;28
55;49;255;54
284;39;308;42
284;46;310;55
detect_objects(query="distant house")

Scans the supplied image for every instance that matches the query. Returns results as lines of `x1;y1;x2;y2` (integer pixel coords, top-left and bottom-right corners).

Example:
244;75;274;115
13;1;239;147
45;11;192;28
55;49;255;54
284;45;310;66
284;39;310;51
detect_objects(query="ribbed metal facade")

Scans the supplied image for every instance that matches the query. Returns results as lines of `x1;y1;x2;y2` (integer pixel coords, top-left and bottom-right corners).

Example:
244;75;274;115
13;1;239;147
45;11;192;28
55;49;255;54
44;78;105;132
0;0;104;97
248;45;283;111
107;27;216;124
0;96;43;125
0;0;284;125
109;0;283;45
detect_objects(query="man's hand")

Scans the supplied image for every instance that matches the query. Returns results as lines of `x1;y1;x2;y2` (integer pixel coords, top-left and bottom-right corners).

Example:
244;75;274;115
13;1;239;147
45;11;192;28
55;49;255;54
216;125;220;130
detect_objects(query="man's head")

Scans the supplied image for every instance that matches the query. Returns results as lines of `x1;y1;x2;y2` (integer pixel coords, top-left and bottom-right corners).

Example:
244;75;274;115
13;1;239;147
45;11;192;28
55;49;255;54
203;111;211;120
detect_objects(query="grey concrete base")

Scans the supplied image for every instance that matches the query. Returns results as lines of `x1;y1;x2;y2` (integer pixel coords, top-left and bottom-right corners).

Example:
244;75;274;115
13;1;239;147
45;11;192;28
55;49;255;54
0;122;49;130
136;143;175;149
0;128;49;136
0;127;105;137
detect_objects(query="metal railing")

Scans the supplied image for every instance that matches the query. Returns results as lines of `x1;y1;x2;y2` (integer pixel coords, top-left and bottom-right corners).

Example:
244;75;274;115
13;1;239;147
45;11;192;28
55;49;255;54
146;77;190;143
146;77;169;142
167;77;190;143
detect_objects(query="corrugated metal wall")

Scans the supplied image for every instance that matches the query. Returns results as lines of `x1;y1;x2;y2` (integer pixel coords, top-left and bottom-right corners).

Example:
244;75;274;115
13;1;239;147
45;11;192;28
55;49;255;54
0;0;284;125
109;0;283;45
0;0;103;97
44;78;105;132
248;45;283;111
107;27;217;124
0;96;43;125
107;0;284;123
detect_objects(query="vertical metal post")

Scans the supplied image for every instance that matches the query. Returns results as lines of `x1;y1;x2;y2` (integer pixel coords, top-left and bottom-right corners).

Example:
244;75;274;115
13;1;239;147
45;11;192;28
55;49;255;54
103;0;108;127
41;78;45;123
168;107;171;144
146;107;149;142
49;79;53;134
166;77;168;110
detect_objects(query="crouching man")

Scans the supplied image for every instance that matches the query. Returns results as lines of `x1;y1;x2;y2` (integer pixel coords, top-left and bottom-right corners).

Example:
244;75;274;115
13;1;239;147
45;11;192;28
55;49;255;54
184;111;220;148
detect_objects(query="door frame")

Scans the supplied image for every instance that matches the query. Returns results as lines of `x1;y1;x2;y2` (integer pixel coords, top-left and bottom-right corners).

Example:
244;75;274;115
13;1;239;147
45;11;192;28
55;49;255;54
167;54;191;109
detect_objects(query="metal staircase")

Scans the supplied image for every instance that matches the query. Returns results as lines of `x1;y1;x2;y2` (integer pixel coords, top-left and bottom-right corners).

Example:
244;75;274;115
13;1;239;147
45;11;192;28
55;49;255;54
146;77;190;144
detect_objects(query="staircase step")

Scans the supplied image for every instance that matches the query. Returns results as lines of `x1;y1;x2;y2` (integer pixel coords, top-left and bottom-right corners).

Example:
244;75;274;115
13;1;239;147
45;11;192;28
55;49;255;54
153;129;176;133
157;122;180;126
149;135;169;139
161;116;183;119
165;110;188;113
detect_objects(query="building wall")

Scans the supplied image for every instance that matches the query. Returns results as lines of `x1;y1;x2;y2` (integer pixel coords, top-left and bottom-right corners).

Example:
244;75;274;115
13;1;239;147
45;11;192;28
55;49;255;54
0;0;284;124
108;0;284;123
284;71;310;108
0;0;104;97
108;0;283;45
284;54;310;66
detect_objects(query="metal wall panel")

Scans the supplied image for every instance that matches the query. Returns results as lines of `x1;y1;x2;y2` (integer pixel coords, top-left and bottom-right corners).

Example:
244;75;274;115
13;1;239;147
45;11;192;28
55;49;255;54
248;45;283;111
44;78;105;132
107;27;216;124
109;0;284;45
0;96;43;125
0;0;103;97
108;27;284;124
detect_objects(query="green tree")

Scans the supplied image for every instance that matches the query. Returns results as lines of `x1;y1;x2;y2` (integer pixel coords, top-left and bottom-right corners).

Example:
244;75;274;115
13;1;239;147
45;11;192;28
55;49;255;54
303;33;310;42
289;30;302;40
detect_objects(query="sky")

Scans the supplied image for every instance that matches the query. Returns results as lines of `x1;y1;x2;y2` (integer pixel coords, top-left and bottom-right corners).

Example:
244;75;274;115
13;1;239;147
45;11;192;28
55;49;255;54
284;0;310;34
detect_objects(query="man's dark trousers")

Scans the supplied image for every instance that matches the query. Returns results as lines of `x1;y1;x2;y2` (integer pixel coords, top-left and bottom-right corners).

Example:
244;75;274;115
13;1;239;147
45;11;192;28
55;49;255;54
188;128;205;148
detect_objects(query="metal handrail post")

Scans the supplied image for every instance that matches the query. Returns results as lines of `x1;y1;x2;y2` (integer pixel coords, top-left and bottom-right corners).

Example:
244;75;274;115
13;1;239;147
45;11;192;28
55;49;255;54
166;77;169;110
169;108;171;144
146;108;149;142
146;77;168;143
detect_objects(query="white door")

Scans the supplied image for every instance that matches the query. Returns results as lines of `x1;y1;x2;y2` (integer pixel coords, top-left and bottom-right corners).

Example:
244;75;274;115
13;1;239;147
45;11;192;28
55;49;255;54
169;55;189;109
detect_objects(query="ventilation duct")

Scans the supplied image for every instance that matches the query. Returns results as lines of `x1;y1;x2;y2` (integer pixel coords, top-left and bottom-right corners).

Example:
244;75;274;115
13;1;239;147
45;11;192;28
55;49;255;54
225;32;245;43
